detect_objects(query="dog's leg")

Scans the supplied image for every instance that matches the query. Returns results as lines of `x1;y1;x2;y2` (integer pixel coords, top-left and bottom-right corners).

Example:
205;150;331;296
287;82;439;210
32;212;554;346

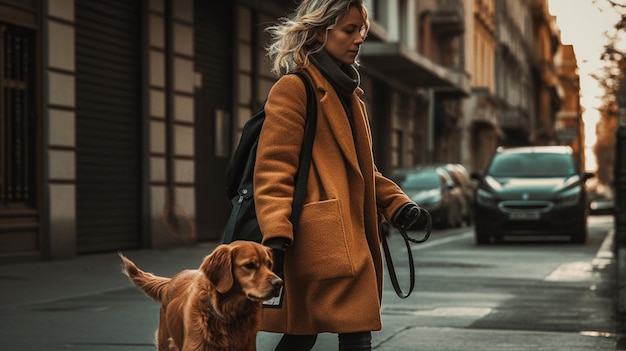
247;334;258;351
156;308;176;351
154;329;160;350
156;329;179;351
167;337;180;351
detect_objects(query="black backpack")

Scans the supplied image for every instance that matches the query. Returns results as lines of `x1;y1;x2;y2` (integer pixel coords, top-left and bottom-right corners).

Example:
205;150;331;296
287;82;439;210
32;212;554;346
223;72;316;244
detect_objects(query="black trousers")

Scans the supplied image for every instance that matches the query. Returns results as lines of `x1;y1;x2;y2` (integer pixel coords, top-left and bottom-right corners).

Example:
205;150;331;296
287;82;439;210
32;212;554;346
274;332;372;351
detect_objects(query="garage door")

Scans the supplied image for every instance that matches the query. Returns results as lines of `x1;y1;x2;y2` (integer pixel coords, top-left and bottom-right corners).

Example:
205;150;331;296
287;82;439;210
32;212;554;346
75;0;142;253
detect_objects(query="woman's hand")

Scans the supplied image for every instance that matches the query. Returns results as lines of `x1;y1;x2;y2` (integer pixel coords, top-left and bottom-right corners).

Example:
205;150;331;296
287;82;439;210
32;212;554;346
392;203;421;230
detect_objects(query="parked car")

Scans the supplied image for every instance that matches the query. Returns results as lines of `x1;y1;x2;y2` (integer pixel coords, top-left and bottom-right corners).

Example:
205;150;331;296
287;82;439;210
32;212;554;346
589;195;614;215
391;166;465;229
588;184;615;215
471;146;594;244
444;163;476;225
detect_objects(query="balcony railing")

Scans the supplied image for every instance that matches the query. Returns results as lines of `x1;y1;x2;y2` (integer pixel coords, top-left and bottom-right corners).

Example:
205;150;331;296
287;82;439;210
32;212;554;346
430;0;465;36
499;107;530;133
360;42;470;96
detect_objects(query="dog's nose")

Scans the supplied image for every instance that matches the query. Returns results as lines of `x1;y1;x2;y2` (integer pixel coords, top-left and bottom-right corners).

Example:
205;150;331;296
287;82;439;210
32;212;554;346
271;278;283;289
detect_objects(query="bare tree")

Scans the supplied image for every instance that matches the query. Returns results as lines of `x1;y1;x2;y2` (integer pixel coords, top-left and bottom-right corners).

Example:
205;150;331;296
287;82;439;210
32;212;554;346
592;0;626;185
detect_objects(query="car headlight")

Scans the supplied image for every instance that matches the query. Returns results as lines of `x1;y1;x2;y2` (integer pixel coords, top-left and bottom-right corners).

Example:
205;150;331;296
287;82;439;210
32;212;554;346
554;189;580;205
476;188;497;207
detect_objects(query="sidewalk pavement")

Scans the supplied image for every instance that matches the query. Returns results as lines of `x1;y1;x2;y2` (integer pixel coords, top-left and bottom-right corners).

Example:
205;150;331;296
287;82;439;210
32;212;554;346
0;242;223;311
0;238;624;350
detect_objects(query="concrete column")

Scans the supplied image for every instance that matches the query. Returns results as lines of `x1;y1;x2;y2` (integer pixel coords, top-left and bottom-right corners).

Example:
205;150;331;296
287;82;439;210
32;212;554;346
148;0;197;248
46;0;77;259
386;0;399;42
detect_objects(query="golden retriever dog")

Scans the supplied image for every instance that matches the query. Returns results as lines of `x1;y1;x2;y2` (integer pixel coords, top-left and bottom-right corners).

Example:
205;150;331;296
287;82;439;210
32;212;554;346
119;241;283;351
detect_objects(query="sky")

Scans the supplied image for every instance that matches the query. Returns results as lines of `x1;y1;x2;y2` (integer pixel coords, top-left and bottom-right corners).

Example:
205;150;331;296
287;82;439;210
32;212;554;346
548;0;623;171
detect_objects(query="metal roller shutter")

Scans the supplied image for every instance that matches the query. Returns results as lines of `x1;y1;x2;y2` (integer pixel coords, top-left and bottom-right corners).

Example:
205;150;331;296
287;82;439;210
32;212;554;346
75;0;141;253
194;1;233;240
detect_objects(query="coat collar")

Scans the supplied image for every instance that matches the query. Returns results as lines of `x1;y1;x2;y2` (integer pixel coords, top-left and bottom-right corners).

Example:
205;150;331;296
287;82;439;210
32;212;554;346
299;64;367;177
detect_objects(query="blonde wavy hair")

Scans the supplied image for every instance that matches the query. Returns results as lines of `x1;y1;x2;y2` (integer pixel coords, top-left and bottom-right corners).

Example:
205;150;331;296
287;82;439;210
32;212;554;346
265;0;370;76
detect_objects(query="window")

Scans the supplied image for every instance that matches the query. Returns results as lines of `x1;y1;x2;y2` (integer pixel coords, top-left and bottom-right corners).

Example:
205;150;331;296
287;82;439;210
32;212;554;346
0;23;37;208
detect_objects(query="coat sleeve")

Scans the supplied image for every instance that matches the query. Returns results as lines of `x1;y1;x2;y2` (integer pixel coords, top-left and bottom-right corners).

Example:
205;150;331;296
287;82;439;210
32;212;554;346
356;98;413;224
254;74;308;246
375;170;414;224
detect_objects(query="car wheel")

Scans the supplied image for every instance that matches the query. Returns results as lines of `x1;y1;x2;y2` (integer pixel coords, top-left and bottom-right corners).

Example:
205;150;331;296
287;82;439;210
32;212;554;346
446;215;459;228
465;212;473;226
447;209;462;228
570;228;587;244
437;209;451;229
475;229;490;245
456;211;464;228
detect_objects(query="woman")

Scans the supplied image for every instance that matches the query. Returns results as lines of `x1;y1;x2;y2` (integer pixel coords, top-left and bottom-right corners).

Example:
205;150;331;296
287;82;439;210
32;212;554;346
254;1;422;350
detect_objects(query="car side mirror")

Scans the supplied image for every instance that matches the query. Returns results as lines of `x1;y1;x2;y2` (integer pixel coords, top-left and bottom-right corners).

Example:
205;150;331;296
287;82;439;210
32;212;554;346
583;172;595;181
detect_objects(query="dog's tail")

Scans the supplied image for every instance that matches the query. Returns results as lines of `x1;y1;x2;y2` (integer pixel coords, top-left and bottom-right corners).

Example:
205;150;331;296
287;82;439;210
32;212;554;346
118;252;170;302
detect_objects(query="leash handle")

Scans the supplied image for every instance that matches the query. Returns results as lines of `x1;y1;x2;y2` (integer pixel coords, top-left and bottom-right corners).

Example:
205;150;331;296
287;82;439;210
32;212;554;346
382;210;432;299
403;210;432;243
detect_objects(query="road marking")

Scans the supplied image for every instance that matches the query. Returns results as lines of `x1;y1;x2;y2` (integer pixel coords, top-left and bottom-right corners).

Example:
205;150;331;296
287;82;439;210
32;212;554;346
382;306;493;318
412;307;492;317
544;229;615;282
593;229;614;270
579;330;616;338
544;261;593;281
405;231;474;252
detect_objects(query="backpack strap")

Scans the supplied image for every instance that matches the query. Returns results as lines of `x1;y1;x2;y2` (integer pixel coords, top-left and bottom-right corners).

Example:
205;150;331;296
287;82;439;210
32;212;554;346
289;71;317;237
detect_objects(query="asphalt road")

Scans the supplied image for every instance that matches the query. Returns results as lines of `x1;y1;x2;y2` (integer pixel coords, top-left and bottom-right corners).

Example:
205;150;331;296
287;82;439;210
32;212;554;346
0;215;619;350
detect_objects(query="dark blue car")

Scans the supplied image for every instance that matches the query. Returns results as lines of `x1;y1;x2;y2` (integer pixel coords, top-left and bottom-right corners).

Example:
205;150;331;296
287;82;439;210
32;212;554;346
471;146;594;244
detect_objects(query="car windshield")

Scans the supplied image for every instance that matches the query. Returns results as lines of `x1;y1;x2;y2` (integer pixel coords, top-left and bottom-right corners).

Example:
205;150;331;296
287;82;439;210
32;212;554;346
487;153;576;177
401;171;441;190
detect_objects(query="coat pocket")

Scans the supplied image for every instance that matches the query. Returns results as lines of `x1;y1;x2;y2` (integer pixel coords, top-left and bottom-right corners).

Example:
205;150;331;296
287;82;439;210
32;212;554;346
290;199;355;281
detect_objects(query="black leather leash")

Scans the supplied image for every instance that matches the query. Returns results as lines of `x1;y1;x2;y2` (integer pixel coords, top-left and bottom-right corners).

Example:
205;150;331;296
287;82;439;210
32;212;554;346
381;210;432;299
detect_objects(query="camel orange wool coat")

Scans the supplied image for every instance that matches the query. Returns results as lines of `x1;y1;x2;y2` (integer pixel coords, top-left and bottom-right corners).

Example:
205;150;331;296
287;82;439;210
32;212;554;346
254;63;412;334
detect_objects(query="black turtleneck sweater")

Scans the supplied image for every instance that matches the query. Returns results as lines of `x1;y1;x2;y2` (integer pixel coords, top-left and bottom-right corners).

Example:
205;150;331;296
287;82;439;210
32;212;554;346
309;50;360;137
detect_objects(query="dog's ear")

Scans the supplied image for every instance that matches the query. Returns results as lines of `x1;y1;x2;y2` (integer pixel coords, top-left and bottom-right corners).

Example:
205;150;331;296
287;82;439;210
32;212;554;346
201;244;234;293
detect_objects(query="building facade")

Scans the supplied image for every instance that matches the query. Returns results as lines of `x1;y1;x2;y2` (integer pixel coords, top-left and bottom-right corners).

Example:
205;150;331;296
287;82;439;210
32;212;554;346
555;44;584;167
359;0;469;169
529;0;562;145
462;0;499;171
0;0;575;262
494;0;534;148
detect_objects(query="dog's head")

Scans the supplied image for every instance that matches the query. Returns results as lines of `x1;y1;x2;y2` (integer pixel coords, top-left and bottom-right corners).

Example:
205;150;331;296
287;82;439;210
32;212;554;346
201;241;283;301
